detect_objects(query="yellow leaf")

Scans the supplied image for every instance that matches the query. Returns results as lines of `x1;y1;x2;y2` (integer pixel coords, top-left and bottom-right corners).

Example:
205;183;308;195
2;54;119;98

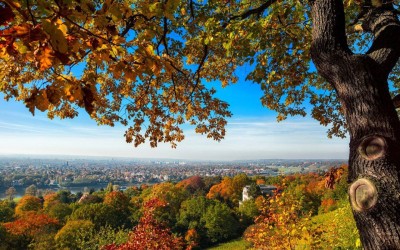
43;20;68;54
65;84;83;101
10;1;21;8
38;46;53;71
14;40;28;54
151;61;161;76
145;45;154;55
58;23;68;36
354;24;363;32
356;239;361;247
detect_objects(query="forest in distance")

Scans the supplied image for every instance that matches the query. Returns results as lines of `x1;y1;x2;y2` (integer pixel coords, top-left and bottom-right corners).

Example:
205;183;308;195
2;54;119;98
0;164;361;249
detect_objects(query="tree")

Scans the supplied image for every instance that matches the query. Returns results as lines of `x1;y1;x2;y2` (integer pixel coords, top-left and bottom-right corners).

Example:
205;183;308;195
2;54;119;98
203;201;239;243
5;187;17;201
104;199;184;250
46;203;72;223
78;193;103;204
57;190;74;203
3;212;59;238
0;200;14;223
244;189;315;249
25;184;37;196
176;176;205;193
246;182;262;200
43;193;59;210
232;174;251;202
206;177;234;202
103;191;129;211
142;182;189;227
1;0;400;247
177;196;211;245
15;195;42;217
69;203;130;229
124;186;141;199
54;220;95;250
105;183;114;193
238;199;260;227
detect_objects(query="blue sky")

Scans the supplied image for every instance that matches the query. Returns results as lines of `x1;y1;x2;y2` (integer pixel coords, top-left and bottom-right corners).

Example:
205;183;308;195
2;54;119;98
0;71;349;160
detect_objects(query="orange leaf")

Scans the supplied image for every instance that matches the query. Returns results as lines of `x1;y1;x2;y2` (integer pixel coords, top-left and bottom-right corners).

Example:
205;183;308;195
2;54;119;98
38;46;53;71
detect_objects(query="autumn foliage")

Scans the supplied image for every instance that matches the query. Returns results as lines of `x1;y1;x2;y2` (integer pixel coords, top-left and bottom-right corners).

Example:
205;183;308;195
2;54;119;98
0;0;232;148
104;198;184;250
206;177;234;201
0;166;360;249
244;165;360;249
4;212;58;237
176;176;205;193
15;195;42;216
103;191;129;210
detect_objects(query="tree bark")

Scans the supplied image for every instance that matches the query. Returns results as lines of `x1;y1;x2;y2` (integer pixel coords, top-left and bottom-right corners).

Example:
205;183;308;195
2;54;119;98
310;1;400;249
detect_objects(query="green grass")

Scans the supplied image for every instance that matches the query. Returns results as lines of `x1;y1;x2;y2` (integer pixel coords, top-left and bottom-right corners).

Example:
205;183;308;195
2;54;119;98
206;238;251;250
13;197;22;203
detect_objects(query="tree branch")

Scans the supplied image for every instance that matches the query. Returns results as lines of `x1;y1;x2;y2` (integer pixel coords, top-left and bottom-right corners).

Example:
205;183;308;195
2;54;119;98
120;14;155;37
310;0;351;55
189;0;195;21
195;44;208;84
157;17;169;56
310;0;352;81
26;0;37;25
4;0;29;21
222;0;276;27
366;8;400;76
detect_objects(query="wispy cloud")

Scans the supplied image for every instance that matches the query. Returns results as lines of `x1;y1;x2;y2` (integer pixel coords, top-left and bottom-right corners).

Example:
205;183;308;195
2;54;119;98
0;99;349;160
0;121;47;133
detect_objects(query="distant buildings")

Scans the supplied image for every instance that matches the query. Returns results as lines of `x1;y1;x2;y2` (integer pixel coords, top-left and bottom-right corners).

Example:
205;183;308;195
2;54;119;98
0;157;344;199
242;184;277;202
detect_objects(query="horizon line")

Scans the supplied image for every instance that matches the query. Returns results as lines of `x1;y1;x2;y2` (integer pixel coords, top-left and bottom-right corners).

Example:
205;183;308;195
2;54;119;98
0;153;348;162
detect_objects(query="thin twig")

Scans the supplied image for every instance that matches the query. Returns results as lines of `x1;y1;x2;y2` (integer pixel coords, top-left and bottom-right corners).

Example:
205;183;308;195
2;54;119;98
26;0;37;25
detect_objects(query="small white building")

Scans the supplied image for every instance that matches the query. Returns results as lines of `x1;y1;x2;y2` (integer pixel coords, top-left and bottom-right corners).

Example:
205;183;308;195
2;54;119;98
242;184;277;202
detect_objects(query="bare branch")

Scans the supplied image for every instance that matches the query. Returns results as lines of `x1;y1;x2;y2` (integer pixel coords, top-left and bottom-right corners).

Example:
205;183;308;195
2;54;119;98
195;45;209;84
26;0;37;25
157;17;169;56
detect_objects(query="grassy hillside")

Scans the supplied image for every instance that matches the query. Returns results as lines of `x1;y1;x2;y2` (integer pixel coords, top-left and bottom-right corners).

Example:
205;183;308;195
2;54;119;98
206;238;250;250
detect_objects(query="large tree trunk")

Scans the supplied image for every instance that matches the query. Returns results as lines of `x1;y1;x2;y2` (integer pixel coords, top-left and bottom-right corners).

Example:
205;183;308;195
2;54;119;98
310;1;400;249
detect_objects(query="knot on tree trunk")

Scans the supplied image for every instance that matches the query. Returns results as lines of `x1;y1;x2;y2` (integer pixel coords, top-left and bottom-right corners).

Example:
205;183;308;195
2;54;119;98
358;135;387;161
349;178;378;212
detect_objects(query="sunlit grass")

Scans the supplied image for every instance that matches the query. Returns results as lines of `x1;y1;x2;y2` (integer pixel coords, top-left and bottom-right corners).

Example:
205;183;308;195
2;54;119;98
206;238;251;250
